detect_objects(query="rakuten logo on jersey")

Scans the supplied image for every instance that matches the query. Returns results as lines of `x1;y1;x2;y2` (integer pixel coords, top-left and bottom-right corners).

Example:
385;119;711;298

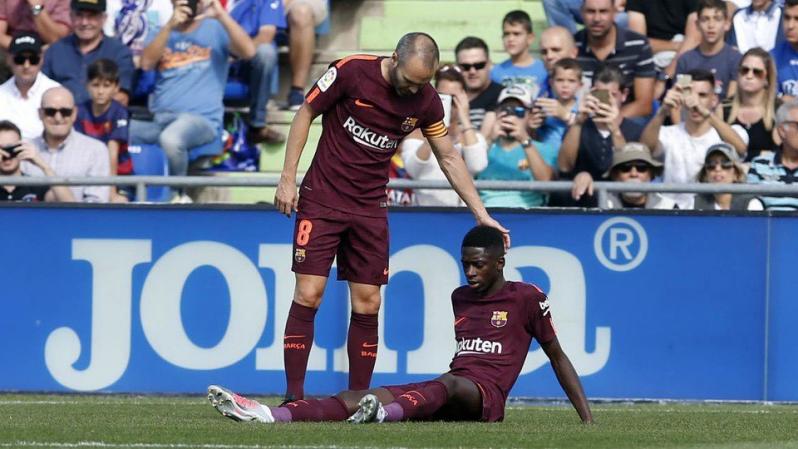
455;337;503;356
343;116;398;152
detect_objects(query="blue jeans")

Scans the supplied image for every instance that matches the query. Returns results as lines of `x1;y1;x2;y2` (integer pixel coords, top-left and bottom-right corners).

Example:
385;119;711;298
543;0;628;34
244;43;278;128
130;112;217;176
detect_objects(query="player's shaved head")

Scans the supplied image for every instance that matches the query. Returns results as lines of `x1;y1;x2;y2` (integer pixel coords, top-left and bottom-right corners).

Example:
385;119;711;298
462;225;505;257
395;32;440;71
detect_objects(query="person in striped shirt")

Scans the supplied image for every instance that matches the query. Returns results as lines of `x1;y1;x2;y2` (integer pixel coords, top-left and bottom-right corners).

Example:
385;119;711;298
747;100;798;209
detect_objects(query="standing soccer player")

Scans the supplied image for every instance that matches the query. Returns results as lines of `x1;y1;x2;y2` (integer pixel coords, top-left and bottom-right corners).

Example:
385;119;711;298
273;32;509;402
209;225;592;424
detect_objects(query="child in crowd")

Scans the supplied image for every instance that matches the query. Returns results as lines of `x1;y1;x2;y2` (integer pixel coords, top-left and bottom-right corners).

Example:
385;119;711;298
534;58;583;150
490;10;548;91
75;59;132;203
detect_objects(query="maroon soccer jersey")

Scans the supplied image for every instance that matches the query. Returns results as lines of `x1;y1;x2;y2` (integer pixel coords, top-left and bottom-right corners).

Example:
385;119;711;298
448;281;557;404
302;55;448;217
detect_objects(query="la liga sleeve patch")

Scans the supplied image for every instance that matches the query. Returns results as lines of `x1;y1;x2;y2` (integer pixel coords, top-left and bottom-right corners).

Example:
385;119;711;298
317;67;338;92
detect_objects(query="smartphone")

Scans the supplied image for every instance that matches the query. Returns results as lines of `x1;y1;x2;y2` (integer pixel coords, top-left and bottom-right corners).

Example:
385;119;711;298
186;0;199;17
592;89;611;105
439;93;453;127
676;74;692;92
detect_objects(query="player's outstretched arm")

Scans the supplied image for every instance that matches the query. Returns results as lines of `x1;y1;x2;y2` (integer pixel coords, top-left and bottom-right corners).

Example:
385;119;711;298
541;336;593;423
275;103;318;217
428;135;511;248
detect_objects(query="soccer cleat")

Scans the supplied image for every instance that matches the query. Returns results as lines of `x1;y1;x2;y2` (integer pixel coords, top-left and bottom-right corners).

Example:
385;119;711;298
347;394;387;424
207;385;274;423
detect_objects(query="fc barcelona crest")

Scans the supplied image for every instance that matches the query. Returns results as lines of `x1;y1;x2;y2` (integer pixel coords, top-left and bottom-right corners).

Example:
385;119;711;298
294;248;306;263
490;311;508;328
401;117;418;132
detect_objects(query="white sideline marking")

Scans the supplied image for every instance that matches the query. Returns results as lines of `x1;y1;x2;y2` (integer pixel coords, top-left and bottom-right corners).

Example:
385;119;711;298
1;442;400;449
0;400;201;406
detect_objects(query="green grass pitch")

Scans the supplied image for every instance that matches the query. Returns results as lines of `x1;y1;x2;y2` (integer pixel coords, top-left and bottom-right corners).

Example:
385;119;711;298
1;394;798;449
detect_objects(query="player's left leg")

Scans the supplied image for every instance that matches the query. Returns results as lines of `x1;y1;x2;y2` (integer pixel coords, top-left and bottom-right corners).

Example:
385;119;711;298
338;213;389;391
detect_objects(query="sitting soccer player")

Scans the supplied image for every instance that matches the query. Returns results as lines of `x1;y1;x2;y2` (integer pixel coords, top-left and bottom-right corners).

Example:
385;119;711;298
208;225;593;424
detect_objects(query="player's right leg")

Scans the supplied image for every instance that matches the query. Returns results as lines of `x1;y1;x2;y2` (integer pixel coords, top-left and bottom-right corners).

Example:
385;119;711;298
285;200;345;401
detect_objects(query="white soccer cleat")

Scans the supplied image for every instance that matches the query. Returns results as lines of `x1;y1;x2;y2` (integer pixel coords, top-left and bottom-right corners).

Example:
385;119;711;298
207;385;274;423
347;394;387;424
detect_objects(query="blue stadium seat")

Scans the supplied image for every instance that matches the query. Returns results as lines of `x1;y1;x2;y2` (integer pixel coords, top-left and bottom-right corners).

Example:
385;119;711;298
127;144;172;202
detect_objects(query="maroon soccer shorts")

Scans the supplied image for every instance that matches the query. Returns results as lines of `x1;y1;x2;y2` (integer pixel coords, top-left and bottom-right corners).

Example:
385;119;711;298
291;198;389;285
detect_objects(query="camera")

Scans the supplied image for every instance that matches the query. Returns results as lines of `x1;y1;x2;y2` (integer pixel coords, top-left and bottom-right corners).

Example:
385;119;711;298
0;143;22;161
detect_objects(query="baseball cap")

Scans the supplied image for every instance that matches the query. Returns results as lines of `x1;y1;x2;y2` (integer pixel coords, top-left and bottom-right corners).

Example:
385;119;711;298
9;32;42;56
605;142;663;177
71;0;106;12
497;84;534;108
705;142;740;163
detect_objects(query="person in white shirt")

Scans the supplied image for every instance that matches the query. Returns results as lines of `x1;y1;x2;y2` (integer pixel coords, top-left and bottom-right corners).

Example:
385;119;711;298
0;32;61;140
728;0;784;53
641;69;749;208
401;64;488;206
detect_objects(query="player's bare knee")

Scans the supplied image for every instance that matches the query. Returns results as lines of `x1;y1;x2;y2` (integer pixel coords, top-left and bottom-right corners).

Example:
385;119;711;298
293;285;324;308
351;294;381;314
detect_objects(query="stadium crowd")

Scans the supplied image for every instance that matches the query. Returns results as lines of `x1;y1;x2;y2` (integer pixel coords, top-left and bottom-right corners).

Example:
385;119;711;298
0;0;797;210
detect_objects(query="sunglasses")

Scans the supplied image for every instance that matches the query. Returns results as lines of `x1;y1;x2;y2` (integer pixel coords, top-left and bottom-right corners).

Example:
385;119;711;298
704;160;734;170
739;65;766;79
458;61;487;72
42;107;74;118
618;162;651;173
501;105;527;118
438;64;463;74
13;53;40;65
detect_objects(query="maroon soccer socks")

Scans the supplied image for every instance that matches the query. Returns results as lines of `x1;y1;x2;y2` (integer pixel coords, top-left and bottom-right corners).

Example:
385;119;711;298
347;312;379;390
283;302;317;401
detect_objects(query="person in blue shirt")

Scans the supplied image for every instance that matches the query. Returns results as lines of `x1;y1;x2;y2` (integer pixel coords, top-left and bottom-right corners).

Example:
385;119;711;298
229;0;286;143
475;84;556;208
131;0;255;177
772;0;798;101
490;10;548;95
42;0;135;106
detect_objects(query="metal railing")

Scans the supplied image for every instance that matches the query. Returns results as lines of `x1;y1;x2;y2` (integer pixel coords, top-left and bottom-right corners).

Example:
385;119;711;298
2;175;798;208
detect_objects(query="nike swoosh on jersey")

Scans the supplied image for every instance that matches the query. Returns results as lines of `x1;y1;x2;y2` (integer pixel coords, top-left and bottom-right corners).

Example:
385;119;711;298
454;317;467;327
355;99;374;108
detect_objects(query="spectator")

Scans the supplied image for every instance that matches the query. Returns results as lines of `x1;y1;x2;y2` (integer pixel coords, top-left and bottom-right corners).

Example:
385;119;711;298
675;0;741;99
559;64;644;206
534;58;582;151
104;0;173;63
401;64;488;206
728;0;785;53
0;0;70;49
747;99;798;209
539;26;578;97
772;0;798;101
627;0;700;75
0;32;60;139
725;47;778;161
283;0;328;110
490;10;547;93
131;0;256;177
576;0;656;118
74;58;130;203
229;0;286;143
0;119;74;201
23;86;110;202
577;142;676;209
543;0;629;35
694;142;764;209
475;84;556;208
454;36;503;136
641;69;748;208
42;0;134;106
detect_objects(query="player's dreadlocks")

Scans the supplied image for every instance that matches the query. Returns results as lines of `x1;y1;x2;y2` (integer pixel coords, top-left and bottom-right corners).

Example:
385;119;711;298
462;226;505;256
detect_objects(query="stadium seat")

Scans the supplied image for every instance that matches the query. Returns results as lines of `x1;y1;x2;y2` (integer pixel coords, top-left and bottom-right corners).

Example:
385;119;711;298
127;144;172;202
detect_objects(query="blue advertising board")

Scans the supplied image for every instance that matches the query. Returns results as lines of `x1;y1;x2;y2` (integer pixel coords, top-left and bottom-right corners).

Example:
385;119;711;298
0;205;795;400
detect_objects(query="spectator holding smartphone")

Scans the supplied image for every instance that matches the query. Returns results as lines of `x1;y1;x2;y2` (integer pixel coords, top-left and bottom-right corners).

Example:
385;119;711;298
0;119;74;202
474;84;556;208
556;64;643;206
